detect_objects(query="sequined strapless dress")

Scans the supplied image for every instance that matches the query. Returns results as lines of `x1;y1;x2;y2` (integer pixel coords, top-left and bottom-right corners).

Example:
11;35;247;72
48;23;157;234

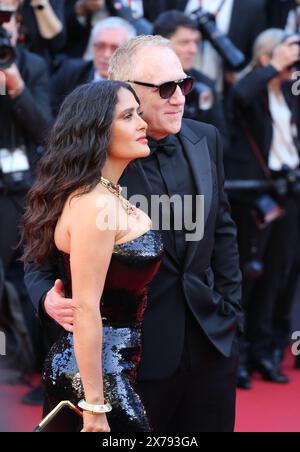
43;230;163;432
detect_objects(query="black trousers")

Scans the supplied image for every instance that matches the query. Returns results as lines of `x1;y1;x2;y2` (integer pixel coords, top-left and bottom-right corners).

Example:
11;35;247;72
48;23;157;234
0;192;44;369
136;310;239;433
231;198;299;363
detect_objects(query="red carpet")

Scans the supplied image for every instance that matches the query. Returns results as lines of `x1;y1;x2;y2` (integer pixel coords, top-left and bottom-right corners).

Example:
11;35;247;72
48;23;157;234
0;357;299;432
236;354;300;433
0;382;42;432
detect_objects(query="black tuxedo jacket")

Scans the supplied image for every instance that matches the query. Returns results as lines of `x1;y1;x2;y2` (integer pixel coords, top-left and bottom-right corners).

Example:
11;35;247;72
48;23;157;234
50;59;94;115
24;119;242;380
169;0;267;62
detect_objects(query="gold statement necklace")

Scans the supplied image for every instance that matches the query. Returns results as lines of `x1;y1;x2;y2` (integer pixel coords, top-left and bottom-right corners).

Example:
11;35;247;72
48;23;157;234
99;177;137;217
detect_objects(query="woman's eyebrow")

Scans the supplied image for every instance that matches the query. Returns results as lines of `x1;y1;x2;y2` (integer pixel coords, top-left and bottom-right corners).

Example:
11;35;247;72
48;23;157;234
119;107;135;117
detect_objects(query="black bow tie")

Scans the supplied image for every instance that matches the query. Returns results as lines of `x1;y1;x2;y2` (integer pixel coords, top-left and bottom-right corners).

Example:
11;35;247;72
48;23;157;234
148;136;177;157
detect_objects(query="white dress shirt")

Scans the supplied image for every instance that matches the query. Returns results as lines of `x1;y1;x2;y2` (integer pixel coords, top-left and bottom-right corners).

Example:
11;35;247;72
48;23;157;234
268;89;300;171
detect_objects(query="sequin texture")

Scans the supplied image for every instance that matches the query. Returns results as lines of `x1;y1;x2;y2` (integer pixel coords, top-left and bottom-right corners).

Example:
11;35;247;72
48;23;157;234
43;230;163;432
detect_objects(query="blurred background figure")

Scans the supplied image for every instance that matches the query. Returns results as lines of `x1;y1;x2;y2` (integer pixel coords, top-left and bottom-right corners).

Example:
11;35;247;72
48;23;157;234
63;0;168;58
226;28;300;389
285;0;300;33
266;0;297;30
17;0;65;72
64;0;107;58
0;0;52;402
154;9;229;153
50;16;136;115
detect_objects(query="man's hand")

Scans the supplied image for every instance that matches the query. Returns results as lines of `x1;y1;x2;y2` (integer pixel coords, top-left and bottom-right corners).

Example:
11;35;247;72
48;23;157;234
75;0;105;16
44;279;74;332
3;64;25;98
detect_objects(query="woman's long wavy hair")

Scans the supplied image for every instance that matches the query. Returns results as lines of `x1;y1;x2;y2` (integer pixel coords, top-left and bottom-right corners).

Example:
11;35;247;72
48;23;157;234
21;81;140;265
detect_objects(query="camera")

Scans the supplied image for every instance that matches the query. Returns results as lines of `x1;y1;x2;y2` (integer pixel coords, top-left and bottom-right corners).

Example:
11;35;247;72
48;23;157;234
272;165;300;200
190;8;245;71
0;8;16;69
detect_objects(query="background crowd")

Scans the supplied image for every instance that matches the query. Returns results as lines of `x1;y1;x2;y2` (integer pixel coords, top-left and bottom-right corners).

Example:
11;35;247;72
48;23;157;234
0;0;300;406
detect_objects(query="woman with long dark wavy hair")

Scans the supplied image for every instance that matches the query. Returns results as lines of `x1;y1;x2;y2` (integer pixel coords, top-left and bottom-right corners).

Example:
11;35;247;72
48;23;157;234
21;81;164;432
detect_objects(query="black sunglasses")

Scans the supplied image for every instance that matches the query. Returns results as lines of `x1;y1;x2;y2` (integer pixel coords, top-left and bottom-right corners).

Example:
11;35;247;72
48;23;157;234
127;77;194;99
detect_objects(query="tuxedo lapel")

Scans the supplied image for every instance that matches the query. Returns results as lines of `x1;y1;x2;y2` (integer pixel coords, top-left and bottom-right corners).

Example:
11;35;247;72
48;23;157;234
154;150;179;264
179;122;213;270
180;122;213;224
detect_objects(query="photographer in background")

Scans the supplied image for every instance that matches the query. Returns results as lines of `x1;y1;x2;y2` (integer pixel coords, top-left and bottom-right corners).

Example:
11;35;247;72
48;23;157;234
227;29;300;389
0;1;52;402
154;9;229;154
276;0;300;373
169;0;267;93
18;0;66;71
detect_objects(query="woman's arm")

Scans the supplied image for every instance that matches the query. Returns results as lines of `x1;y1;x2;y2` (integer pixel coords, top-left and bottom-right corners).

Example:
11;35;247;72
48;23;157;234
233;65;279;107
30;0;64;40
69;192;116;432
234;37;300;107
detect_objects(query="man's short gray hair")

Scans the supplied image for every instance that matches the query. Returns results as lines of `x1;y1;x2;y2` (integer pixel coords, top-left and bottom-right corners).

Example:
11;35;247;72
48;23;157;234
108;35;171;81
91;17;137;43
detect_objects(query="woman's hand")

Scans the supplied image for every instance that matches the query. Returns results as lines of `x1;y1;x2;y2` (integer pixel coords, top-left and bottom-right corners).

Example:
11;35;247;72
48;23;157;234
271;36;300;72
81;412;111;433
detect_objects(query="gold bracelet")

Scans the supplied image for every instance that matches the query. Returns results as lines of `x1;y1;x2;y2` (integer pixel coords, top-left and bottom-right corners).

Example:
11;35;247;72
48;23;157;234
78;399;112;415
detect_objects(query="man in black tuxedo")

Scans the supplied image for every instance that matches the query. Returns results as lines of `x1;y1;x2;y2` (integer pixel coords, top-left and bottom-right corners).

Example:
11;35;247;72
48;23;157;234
25;36;242;432
50;16;136;115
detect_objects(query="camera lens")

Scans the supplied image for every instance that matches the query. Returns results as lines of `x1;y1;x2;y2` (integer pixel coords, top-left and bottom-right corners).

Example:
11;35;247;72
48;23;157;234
0;44;14;69
0;25;15;69
191;9;245;70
